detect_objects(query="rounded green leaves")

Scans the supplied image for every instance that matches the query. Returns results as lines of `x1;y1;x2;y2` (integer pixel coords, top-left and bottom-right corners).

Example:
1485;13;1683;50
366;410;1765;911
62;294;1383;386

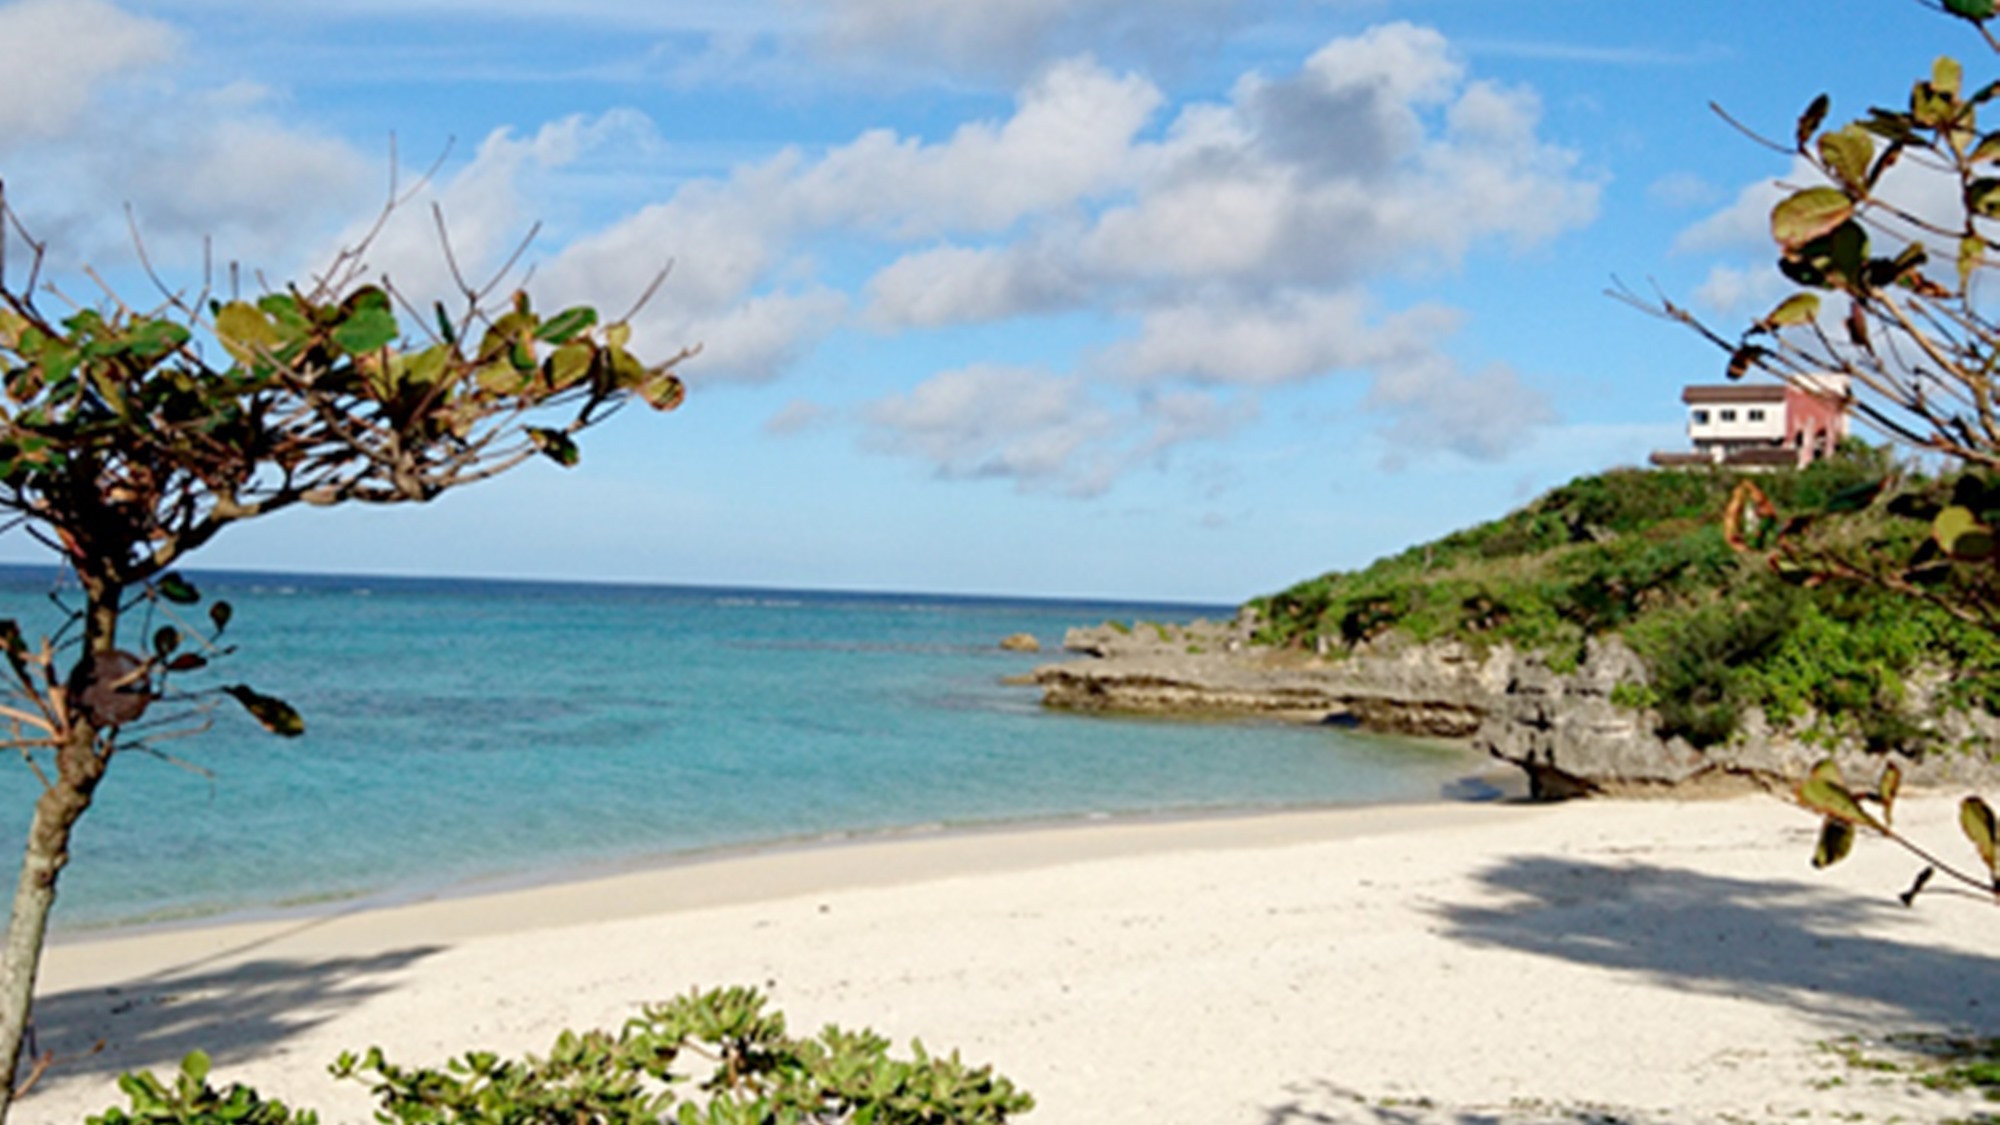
1773;187;1855;252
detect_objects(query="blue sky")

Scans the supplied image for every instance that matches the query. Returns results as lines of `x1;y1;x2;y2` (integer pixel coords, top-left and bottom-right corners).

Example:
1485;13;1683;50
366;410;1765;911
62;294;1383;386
0;1;1969;601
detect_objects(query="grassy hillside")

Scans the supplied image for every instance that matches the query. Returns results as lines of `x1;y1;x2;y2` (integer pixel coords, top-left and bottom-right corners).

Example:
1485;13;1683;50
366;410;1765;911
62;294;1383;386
1249;449;2000;751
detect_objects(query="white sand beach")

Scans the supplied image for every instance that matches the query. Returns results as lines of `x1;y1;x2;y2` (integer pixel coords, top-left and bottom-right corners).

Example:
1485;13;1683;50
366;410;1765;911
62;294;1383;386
17;793;2000;1124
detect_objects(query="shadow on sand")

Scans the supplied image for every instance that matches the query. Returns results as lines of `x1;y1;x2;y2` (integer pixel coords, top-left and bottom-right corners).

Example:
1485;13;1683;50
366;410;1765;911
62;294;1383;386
1261;855;2000;1124
1431;856;1998;1032
22;942;442;1093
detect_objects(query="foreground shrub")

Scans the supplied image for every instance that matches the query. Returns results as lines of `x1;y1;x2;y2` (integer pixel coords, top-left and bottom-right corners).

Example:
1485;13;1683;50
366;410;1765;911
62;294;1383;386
88;986;1032;1124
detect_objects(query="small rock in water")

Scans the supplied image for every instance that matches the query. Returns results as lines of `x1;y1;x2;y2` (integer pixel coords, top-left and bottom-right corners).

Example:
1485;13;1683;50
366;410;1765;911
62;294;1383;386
1000;632;1041;653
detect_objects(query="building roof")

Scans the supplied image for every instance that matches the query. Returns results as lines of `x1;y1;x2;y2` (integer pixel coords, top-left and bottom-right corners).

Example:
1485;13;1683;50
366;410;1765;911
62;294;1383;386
1681;384;1787;404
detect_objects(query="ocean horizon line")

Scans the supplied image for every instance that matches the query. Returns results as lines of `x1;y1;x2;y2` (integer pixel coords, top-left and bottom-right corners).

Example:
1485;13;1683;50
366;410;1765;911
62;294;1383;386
0;561;1239;619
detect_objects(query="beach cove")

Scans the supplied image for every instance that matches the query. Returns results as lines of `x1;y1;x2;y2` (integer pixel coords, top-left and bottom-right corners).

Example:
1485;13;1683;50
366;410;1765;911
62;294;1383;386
0;570;1481;932
22;794;2000;1124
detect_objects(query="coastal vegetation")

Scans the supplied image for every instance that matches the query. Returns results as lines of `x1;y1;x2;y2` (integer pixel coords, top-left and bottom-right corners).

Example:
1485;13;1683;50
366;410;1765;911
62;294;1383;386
88;987;1031;1125
1250;447;2000;753
0;187;694;1121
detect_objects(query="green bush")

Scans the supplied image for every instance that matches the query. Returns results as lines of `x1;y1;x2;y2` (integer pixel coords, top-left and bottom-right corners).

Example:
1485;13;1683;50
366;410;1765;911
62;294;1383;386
1247;449;2000;750
90;986;1032;1125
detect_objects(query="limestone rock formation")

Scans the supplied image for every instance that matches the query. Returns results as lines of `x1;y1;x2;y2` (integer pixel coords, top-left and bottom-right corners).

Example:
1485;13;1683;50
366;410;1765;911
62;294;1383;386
1035;625;2000;797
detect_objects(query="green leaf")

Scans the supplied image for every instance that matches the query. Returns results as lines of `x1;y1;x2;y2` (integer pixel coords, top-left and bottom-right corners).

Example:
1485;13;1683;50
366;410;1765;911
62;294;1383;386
331;306;400;355
222;685;305;737
1772;187;1854;252
542;343;594;392
1818;126;1874;190
1759;293;1821;330
1813;817;1856;869
1936;55;1965;100
1964;795;1998;876
210;601;233;636
1935;505;1996;560
1962;235;1986;292
638;371;686;412
153;627;180;659
535;306;598;345
527;427;580;468
1947;0;1996;22
125;319;191;363
156;573;200;605
434;302;458;346
1973;132;2000;162
1798;760;1883;830
213;301;282;368
183;1050;211;1085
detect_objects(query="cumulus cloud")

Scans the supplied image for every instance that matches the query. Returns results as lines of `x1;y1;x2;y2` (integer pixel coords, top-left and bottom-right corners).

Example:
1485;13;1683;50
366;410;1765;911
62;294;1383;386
0;0;371;272
858;22;1599;327
1099;291;1463;387
0;0;176;138
858;366;1259;495
323;111;668;308
1368;357;1555;465
1672;166;1794;256
861;365;1122;496
792;59;1161;238
686;288;848;384
312;19;1592;482
1692;262;1791;318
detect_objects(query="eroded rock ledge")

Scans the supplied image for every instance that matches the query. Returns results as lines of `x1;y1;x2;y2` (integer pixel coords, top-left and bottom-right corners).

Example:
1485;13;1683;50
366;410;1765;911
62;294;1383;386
1033;617;2000;798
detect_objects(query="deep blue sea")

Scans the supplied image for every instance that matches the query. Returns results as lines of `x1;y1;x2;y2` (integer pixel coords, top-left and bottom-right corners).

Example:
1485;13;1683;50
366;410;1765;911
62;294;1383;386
0;567;1484;932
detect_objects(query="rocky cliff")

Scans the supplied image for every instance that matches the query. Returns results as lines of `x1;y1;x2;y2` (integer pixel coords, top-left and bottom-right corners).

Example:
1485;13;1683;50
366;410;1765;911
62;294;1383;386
1035;617;1507;738
1034;620;2000;798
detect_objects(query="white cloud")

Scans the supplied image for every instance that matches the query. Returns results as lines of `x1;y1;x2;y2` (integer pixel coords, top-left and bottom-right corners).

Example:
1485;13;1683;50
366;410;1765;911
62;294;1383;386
858;367;1260;495
865;242;1084;328
286;19;1593;490
1368;357;1555;464
0;1;371;274
0;0;177;138
1099;291;1462;387
684;288;847;384
859;21;1599;326
1692;262;1791;319
861;365;1121;496
1673;168;1791;256
322;111;664;304
793;59;1162;238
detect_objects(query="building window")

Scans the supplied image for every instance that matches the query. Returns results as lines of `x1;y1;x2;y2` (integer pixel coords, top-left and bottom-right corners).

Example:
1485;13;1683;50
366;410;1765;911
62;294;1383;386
1747;408;1765;422
1691;409;1711;424
1720;409;1737;422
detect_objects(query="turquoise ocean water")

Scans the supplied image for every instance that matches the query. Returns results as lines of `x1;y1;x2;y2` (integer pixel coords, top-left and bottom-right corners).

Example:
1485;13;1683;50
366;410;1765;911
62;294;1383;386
0;567;1484;932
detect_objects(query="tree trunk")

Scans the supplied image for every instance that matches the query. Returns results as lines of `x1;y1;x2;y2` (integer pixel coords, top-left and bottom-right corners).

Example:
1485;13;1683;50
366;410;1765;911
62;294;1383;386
0;583;118;1124
0;733;104;1122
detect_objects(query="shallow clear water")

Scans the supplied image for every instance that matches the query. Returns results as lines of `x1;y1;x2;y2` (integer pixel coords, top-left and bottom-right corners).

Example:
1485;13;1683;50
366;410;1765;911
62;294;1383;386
0;568;1482;931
